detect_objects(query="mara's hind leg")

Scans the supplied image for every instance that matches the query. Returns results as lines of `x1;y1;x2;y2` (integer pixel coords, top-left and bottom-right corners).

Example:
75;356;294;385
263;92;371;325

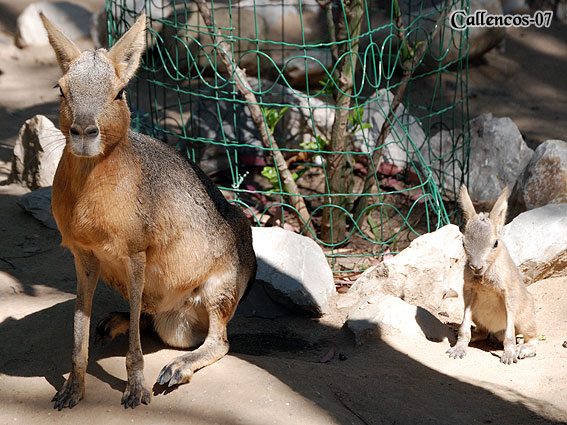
94;312;152;345
516;317;538;360
156;309;230;387
156;273;243;387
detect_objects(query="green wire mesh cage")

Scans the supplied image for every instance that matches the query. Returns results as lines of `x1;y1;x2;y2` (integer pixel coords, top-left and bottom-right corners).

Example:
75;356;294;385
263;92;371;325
105;0;470;273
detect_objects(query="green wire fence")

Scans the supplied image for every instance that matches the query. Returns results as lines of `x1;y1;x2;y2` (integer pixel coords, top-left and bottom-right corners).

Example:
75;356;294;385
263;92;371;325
106;0;470;273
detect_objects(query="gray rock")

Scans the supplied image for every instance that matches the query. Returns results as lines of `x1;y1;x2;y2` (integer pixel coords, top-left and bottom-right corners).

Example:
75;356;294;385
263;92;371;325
346;224;466;318
509;140;567;219
423;129;465;198
501;0;529;13
280;48;333;87
354;89;426;172
187;81;425;176
8;115;65;190
16;2;92;48
558;0;567;23
235;280;291;319
185;79;332;174
16;187;58;230
346;293;455;344
363;0;503;68
428;114;533;202
446;0;505;63
468;113;534;203
162;0;325;81
252;227;334;317
503;204;567;285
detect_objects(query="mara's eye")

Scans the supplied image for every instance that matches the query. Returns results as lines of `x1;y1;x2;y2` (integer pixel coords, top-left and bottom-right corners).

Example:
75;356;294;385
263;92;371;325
493;240;499;249
54;83;64;98
115;88;126;101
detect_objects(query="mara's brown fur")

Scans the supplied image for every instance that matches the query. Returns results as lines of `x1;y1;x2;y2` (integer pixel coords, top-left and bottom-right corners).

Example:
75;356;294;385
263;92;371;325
447;185;537;364
41;13;256;409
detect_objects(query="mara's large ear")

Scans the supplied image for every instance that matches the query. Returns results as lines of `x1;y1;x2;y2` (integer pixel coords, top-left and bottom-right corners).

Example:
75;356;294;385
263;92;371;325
490;186;509;234
458;185;476;222
40;12;81;73
108;14;147;84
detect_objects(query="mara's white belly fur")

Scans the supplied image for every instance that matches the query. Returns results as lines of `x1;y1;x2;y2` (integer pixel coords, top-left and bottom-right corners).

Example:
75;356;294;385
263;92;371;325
471;285;507;333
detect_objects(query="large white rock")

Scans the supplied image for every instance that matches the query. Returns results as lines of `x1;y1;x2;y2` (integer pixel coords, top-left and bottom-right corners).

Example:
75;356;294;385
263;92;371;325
503;204;567;285
252;227;334;316
347;224;466;316
346;293;455;344
509;140;567;219
8;115;65;190
16;2;92;48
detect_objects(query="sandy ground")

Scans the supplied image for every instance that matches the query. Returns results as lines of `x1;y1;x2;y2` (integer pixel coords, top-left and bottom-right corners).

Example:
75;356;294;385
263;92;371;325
1;1;567;424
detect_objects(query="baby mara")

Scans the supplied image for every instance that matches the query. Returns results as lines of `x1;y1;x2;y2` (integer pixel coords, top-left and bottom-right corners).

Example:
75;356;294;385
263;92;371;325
448;185;537;364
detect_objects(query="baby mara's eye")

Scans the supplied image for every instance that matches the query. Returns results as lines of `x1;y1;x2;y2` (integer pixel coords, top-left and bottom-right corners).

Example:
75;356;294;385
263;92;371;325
493;240;499;249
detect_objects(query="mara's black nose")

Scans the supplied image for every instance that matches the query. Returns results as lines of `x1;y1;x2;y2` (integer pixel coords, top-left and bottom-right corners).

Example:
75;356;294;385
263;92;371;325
70;123;100;138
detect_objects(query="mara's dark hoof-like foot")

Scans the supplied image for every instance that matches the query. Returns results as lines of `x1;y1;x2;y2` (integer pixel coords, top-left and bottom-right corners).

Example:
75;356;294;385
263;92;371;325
95;312;130;345
52;377;84;410
156;358;194;388
121;380;151;409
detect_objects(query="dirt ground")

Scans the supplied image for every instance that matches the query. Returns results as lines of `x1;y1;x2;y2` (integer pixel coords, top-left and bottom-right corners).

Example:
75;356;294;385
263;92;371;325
1;1;567;424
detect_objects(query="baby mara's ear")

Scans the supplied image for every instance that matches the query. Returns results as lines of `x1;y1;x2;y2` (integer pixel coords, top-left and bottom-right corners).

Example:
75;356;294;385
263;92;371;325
107;14;147;85
458;184;476;222
490;187;509;235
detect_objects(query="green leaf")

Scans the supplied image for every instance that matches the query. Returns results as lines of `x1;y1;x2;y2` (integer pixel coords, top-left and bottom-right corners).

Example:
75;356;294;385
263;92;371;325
262;106;290;134
261;166;280;189
367;215;381;241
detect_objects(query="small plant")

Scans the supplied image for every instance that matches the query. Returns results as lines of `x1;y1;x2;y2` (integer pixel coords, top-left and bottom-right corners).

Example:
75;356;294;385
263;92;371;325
347;106;372;134
261;166;310;192
300;134;329;151
262;106;289;134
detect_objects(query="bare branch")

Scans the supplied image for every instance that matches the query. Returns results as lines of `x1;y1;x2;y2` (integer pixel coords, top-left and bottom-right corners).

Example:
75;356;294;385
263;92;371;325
353;3;452;222
193;0;316;237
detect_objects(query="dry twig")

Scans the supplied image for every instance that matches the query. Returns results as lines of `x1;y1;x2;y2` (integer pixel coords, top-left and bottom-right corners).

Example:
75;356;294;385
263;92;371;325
193;0;316;237
353;3;452;222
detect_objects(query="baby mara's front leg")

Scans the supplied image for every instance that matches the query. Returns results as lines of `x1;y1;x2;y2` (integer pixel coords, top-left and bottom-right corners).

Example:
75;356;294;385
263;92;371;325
447;288;476;359
500;296;518;365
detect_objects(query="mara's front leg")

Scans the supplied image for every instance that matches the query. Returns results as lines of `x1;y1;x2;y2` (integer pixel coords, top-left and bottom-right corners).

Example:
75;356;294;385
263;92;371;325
53;250;99;410
122;251;151;408
447;288;475;359
500;293;518;365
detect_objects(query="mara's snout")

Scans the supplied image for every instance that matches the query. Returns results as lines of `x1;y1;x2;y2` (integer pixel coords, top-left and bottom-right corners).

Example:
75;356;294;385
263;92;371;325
467;261;486;276
68;121;101;157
